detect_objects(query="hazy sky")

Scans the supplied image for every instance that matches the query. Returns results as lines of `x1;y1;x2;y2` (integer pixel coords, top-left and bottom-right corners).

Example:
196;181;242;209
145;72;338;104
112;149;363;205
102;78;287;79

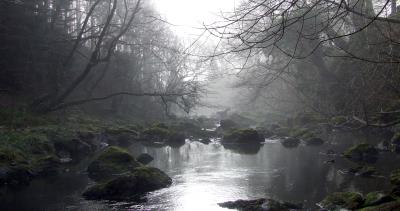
153;0;237;38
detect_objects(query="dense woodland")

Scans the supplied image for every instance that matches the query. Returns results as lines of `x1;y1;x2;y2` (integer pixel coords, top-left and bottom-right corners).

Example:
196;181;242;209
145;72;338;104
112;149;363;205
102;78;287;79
0;0;203;120
3;0;400;210
207;0;400;127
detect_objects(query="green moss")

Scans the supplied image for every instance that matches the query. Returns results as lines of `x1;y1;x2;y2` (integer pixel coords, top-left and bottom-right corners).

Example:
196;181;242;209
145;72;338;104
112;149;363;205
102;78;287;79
96;147;133;163
343;143;378;161
218;198;302;211
364;192;381;206
222;128;263;143
0;147;25;164
0;131;54;160
0;130;62;186
319;192;364;210
331;116;347;125
132;167;172;189
391;132;400;145
390;169;400;186
0;107;54;128
87;146;141;182
105;124;139;136
359;200;400;211
83;167;172;201
289;127;317;140
142;127;170;139
363;191;394;207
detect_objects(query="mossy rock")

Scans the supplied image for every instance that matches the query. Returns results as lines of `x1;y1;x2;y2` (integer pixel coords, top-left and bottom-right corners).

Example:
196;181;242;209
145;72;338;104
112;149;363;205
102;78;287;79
359;200;400;211
390;169;400;186
319;192;364;210
0;130;62;187
0;131;55;162
222;128;263;144
218;198;302;211
281;137;300;148
363;191;394;207
87;146;141;182
344;143;378;162
83;167;172;201
31;155;61;176
142;127;170;142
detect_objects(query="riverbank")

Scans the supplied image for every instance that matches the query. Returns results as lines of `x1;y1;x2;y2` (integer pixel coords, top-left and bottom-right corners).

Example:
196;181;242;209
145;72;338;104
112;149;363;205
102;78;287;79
2;109;400;210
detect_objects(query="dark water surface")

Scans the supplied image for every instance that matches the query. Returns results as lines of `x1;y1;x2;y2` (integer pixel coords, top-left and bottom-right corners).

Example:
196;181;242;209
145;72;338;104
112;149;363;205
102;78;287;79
1;131;400;211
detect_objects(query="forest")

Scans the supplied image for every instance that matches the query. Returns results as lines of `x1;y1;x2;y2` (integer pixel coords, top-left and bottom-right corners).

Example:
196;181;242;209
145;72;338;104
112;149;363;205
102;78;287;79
1;0;400;210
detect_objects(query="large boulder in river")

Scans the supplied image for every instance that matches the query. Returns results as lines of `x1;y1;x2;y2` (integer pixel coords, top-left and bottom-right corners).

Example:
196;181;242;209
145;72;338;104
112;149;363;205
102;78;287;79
222;128;263;144
218;198;302;211
319;192;364;210
343;143;378;162
363;191;394;207
87;146;141;182
83;167;172;201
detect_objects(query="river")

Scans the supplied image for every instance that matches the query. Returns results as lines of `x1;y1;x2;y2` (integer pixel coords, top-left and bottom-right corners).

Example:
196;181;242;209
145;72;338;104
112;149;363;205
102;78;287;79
1;131;399;211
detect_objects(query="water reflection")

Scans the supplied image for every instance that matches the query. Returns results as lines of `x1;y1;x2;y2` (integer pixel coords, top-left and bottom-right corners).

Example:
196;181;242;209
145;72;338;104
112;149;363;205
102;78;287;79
128;136;398;210
1;132;400;210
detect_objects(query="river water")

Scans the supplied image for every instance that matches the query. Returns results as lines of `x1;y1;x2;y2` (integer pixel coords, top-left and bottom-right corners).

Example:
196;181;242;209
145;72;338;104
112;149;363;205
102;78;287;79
1;131;399;211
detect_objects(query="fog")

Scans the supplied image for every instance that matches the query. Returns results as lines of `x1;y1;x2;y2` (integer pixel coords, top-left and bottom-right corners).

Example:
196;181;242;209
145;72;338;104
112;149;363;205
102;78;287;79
2;0;400;210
